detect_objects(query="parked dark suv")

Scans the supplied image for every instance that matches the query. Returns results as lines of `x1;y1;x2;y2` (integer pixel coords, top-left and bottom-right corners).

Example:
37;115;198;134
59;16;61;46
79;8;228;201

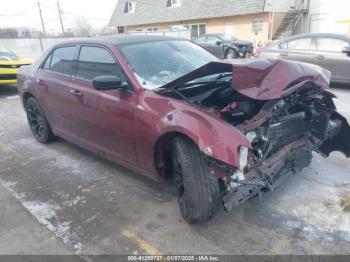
193;34;254;59
257;33;350;84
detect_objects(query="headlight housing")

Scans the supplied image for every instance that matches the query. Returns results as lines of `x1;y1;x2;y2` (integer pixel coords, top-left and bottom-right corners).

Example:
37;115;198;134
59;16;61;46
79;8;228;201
238;146;249;171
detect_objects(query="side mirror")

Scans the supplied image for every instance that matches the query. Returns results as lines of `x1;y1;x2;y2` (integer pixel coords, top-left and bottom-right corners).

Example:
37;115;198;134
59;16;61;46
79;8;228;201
342;46;350;56
93;75;125;90
216;41;223;46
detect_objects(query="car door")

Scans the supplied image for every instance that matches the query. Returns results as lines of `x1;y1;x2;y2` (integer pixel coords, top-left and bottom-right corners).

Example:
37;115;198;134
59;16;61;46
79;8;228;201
206;35;225;59
68;44;137;165
34;45;78;135
278;36;316;64
313;36;350;83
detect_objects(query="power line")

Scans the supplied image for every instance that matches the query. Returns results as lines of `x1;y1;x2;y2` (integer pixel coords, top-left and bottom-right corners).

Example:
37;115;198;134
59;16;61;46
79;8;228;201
40;2;108;21
28;18;60;28
0;6;36;17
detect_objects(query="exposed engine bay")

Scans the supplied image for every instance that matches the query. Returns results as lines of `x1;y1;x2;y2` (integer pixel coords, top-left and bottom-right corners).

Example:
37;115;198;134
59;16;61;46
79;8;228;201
157;72;350;210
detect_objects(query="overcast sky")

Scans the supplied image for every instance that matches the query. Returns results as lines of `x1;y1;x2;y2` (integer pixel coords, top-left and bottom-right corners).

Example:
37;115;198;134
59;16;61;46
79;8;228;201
0;0;118;32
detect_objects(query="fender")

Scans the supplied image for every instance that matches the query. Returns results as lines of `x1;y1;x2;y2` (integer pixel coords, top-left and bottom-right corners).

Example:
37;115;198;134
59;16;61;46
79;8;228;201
158;105;251;169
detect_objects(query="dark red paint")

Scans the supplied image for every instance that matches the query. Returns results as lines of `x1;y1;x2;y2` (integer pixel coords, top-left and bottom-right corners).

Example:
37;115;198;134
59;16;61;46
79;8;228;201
16;38;344;181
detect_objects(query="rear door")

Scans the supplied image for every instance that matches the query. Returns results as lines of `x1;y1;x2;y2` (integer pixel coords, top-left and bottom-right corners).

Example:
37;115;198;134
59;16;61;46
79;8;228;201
68;44;137;164
34;45;78;135
278;36;316;64
314;36;350;83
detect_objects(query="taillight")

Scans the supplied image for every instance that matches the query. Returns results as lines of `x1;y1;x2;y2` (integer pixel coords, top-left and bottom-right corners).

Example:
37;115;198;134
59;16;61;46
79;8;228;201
255;49;262;57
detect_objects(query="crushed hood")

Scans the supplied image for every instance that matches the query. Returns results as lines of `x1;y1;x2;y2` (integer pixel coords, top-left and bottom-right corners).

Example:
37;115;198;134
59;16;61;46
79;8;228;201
158;58;331;100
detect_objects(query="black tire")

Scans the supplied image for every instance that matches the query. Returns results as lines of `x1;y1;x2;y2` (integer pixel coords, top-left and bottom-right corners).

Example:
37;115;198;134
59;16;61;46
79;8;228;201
225;48;238;59
172;136;220;223
25;97;56;143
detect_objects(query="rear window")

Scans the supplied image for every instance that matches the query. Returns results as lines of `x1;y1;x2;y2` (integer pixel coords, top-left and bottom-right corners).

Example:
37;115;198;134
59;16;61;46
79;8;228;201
0;50;19;61
47;46;77;75
317;37;349;52
286;37;312;50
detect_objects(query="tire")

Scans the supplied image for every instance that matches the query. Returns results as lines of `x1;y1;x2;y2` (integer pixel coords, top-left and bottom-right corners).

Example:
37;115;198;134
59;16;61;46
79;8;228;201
172;136;220;223
25;97;56;143
225;49;238;59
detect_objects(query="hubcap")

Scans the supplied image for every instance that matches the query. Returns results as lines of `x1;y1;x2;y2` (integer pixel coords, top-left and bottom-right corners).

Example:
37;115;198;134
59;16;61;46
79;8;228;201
27;101;45;139
227;50;234;59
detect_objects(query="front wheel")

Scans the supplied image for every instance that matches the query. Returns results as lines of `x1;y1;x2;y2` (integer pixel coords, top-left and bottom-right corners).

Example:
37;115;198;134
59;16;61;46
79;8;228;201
225;49;238;59
25;97;56;143
172;136;220;223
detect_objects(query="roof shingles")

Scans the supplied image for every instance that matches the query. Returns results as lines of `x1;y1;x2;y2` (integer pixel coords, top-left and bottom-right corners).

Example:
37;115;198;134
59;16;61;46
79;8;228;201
109;0;267;27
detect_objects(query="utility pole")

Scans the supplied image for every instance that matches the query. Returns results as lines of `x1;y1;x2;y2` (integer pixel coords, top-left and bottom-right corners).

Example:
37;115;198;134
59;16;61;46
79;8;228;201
269;0;275;41
37;2;46;37
57;1;65;36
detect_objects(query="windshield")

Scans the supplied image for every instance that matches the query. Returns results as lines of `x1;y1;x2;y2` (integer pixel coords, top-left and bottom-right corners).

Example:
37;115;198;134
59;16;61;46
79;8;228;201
218;34;238;42
0;49;19;61
119;40;217;90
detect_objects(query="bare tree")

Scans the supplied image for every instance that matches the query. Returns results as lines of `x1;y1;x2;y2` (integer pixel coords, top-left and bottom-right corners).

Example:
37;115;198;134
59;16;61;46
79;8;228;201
72;16;92;37
0;28;19;38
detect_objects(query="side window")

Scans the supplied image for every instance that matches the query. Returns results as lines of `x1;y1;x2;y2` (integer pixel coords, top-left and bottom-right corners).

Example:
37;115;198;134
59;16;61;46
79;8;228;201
279;41;288;49
50;46;77;75
194;36;206;44
286;37;312;50
76;46;124;82
317;37;349;52
207;36;219;44
42;54;52;70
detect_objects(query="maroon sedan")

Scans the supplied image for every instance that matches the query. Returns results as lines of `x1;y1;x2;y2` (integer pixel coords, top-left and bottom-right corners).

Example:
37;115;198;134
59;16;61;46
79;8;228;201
17;36;350;223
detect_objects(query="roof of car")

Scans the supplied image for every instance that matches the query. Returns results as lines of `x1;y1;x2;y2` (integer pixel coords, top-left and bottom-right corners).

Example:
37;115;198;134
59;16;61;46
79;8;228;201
279;33;350;41
62;35;183;46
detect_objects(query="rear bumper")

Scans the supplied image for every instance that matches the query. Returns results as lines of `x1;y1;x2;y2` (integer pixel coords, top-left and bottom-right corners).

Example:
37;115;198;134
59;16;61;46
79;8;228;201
0;79;17;85
0;68;18;85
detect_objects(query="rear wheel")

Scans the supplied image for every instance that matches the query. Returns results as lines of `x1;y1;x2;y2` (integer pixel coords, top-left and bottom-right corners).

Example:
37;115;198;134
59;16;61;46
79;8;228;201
225;49;238;59
172;136;220;223
25;97;56;143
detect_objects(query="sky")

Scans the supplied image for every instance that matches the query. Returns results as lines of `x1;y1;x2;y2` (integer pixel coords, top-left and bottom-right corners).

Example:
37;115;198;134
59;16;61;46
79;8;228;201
0;0;118;33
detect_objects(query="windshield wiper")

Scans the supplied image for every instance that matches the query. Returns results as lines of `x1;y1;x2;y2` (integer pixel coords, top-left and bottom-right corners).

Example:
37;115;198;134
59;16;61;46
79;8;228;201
182;79;228;88
215;72;232;80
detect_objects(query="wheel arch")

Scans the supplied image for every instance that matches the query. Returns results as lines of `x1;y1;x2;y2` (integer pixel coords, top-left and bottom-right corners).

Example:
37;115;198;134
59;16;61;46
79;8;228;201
22;92;36;106
153;131;196;179
224;47;238;58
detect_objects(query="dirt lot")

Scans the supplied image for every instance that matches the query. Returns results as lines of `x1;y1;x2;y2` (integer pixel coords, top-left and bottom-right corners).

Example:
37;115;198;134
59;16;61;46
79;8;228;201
0;84;350;256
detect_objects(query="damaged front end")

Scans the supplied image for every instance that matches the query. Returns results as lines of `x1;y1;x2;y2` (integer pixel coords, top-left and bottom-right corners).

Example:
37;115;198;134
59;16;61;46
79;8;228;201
156;58;350;210
218;86;350;210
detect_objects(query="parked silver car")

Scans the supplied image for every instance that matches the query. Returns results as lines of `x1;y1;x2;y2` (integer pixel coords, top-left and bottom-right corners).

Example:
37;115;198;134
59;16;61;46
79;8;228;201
257;33;350;84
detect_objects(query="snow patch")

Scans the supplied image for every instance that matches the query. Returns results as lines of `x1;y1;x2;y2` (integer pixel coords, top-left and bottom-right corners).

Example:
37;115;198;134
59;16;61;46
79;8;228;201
0;178;83;253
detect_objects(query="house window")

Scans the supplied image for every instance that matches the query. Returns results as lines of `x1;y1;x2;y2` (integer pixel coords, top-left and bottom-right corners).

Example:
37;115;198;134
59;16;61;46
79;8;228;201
252;19;263;34
171;24;206;38
124;1;136;14
167;0;181;7
190;24;206;38
147;28;158;32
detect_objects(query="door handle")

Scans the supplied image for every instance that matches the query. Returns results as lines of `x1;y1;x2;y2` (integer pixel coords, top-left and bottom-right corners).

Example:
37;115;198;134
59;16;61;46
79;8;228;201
314;54;325;59
36;79;45;85
280;53;288;57
70;89;82;96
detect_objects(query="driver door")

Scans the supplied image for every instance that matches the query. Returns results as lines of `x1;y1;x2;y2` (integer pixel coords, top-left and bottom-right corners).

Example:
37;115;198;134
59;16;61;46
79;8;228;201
206;36;225;59
67;45;138;165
